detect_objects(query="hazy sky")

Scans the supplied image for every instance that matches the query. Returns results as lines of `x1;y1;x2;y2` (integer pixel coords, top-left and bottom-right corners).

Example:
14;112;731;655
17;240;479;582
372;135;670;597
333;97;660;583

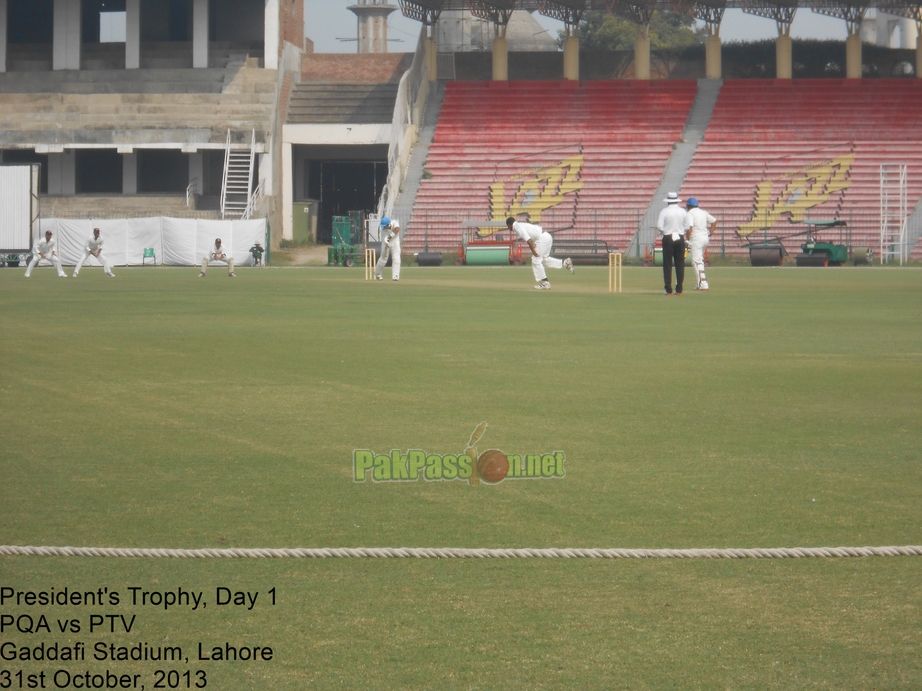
304;1;848;54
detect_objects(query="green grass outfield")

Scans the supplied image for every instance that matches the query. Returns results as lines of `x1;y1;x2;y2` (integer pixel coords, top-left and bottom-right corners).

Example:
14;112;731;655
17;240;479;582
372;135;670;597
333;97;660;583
1;265;920;689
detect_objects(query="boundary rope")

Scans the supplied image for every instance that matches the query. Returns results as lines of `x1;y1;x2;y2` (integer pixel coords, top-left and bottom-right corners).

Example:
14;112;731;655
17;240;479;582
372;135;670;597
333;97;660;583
2;545;921;559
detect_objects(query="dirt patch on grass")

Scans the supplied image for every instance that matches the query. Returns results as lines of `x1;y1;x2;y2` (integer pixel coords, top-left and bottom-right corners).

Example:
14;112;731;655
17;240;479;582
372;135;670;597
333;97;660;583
272;245;330;266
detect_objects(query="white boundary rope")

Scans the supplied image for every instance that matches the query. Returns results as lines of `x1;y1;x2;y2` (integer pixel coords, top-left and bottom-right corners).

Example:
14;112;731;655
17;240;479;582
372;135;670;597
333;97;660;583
2;545;921;559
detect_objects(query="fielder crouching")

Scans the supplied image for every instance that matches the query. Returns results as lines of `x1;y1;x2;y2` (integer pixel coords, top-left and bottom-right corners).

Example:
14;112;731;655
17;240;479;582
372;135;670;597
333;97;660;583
200;238;235;277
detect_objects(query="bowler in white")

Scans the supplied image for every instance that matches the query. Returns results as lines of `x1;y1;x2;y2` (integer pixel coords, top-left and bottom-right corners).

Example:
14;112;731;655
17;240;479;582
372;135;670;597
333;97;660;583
505;216;573;290
73;227;115;277
24;230;66;278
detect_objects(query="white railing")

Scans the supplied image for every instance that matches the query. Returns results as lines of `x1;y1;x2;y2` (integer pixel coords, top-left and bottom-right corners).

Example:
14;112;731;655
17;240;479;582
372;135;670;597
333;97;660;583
220;129;231;218
375;27;430;225
242;180;263;221
185;178;199;207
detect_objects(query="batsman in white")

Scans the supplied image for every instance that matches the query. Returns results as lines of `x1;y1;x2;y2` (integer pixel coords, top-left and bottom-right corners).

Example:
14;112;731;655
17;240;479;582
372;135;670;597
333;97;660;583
199;238;235;277
683;197;716;291
73;227;115;277
505;216;573;290
24;230;67;278
374;217;401;281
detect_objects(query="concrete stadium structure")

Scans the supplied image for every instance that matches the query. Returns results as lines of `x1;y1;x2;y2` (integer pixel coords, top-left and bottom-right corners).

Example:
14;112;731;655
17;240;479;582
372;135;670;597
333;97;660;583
2;0;921;262
0;0;302;234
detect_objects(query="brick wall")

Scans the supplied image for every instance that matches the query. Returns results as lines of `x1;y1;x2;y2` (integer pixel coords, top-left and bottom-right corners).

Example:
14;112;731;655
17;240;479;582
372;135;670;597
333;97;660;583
278;0;304;56
301;53;413;84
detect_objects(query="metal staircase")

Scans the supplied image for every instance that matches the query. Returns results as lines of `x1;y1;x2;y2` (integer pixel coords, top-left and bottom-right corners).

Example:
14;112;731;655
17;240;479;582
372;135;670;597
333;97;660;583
221;129;256;219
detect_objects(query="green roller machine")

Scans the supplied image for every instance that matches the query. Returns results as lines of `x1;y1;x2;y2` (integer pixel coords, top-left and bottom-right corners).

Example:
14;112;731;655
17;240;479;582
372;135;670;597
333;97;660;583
328;214;368;267
795;219;849;267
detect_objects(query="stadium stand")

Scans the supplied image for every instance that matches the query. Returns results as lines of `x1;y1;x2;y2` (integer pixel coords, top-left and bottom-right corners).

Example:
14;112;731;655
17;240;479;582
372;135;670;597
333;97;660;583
680;79;922;260
287;83;401;125
404;80;698;255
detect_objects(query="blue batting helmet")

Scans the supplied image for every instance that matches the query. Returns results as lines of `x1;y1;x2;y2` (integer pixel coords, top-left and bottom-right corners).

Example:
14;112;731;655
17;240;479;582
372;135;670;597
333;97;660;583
686;197;699;208
380;216;391;227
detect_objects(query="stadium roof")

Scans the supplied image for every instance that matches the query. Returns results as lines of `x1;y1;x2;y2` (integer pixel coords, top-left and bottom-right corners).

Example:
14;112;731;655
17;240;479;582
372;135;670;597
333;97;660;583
397;0;922;15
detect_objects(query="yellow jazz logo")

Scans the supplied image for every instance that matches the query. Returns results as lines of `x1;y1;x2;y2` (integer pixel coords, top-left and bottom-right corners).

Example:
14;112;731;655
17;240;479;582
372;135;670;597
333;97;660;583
738;152;853;237
482;150;584;237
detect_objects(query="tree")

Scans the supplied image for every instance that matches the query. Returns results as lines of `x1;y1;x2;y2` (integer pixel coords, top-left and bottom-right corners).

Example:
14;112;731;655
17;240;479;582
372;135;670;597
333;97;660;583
559;10;706;51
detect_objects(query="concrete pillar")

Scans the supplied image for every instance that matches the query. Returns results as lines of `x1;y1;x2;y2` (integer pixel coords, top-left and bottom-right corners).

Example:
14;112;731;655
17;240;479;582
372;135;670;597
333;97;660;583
917;23;922;77
492;36;508;81
426;35;437;81
901;17;916;49
705;34;722;79
563;35;579;80
846;32;862;78
189;151;203;195
192;0;209;68
0;0;8;73
634;28;650;80
282;141;293;240
122;152;138;194
126;0;141;69
776;34;793;79
292;148;304;202
265;0;279;70
48;151;76;195
53;0;81;71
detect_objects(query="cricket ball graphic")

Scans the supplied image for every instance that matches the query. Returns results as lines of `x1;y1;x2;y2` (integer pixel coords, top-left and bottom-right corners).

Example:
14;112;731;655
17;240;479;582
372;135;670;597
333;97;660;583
477;449;509;484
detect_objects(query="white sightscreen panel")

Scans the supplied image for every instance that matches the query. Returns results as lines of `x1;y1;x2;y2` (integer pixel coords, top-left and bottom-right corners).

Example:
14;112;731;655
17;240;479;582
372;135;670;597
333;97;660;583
232;219;267;266
126;218;162;265
162;218;197;265
0;166;34;251
197;219;232;266
54;219;97;266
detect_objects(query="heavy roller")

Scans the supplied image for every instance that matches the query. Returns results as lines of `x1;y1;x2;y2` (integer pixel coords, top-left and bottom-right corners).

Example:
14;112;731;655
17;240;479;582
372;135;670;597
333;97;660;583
794;219;849;267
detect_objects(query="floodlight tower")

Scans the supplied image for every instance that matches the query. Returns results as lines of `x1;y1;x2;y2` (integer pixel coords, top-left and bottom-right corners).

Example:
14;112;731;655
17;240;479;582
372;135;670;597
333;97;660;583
695;1;727;79
539;0;587;80
813;2;872;78
742;0;797;78
398;0;445;80
877;0;922;76
349;0;399;54
469;0;515;80
606;0;656;80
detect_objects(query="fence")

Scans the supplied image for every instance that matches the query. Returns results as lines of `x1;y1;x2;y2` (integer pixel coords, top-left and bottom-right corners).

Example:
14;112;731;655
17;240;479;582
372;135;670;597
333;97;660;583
402;208;919;262
33;218;266;267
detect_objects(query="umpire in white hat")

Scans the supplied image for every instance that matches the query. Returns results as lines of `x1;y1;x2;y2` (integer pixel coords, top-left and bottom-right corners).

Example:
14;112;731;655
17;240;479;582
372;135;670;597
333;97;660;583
656;192;687;295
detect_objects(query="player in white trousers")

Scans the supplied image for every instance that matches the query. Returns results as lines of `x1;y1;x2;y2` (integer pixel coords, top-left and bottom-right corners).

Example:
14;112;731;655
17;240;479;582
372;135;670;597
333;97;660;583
199;238;235;277
73;227;115;277
506;217;573;289
683;197;716;291
24;230;67;278
374;217;401;281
